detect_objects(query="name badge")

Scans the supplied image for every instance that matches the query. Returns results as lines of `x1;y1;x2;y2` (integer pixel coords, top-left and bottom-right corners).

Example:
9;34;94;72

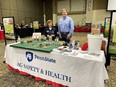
52;31;54;33
47;30;49;33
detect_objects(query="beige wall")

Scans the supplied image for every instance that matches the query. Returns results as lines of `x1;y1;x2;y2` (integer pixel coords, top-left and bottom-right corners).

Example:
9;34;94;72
0;0;44;24
92;9;110;25
92;0;110;25
53;0;111;26
57;14;86;25
93;0;107;10
0;0;111;26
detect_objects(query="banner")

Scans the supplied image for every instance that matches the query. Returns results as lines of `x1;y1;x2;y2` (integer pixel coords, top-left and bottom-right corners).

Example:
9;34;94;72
104;17;110;30
104;17;110;37
33;21;39;29
111;13;116;42
108;12;116;54
107;0;116;11
2;17;16;41
113;26;116;42
5;45;108;87
3;17;14;34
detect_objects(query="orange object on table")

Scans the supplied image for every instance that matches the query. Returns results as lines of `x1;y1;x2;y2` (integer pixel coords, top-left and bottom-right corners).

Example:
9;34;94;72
81;42;88;51
0;30;5;40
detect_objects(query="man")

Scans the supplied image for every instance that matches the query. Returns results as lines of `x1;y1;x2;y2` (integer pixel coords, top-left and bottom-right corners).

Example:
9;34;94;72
58;8;74;43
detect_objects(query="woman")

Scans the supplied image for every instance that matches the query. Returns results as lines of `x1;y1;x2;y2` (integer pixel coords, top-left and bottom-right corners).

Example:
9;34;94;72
44;20;57;40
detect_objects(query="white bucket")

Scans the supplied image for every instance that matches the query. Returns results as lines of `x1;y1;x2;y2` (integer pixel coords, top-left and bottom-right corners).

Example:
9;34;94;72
87;34;103;53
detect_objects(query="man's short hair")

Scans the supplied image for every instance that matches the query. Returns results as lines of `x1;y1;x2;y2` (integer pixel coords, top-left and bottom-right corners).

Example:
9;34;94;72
62;8;68;13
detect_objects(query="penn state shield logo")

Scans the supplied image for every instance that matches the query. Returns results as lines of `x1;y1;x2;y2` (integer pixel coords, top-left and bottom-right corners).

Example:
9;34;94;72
26;52;33;62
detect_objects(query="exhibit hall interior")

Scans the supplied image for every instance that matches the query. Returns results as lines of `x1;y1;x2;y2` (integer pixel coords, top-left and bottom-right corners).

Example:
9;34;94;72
0;0;116;87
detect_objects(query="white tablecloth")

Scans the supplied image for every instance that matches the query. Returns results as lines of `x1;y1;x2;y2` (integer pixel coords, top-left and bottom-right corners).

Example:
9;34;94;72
5;44;108;87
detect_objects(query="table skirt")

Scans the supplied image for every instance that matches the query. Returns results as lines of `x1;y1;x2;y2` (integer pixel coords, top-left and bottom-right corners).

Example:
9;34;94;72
0;30;4;40
8;65;68;87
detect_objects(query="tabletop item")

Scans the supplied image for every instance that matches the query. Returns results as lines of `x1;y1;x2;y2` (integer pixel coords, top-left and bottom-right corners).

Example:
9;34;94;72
91;24;100;35
49;36;52;42
17;36;21;42
81;42;88;51
55;37;59;42
0;30;4;40
10;40;64;53
75;40;80;50
20;41;24;44
32;32;41;39
87;34;103;53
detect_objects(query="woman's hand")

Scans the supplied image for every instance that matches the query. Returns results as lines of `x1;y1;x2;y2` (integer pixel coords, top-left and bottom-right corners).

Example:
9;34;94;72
51;34;55;37
59;34;62;39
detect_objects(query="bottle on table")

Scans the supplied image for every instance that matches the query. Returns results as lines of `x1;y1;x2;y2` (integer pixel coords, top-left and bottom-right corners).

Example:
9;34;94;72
17;36;21;42
72;40;75;50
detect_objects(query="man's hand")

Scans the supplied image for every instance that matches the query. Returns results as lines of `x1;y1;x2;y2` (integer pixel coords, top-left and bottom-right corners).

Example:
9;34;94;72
67;34;70;39
59;34;62;39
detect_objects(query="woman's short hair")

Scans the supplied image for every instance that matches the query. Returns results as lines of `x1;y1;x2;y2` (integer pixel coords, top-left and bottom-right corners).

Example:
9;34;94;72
47;20;53;26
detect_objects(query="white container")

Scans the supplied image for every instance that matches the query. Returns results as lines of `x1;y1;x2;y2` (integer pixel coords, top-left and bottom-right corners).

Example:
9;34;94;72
87;34;103;53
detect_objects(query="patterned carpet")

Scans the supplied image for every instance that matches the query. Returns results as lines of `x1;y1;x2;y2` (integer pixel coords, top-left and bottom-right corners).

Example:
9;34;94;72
0;32;116;87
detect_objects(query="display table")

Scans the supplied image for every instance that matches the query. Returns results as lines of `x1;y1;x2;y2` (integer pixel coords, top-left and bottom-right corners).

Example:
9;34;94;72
15;28;34;38
74;26;105;33
5;44;108;87
0;30;4;40
74;26;91;32
15;26;58;38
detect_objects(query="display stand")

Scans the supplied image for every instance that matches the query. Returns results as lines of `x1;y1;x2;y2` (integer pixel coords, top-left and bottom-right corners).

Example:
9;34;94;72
106;11;116;66
33;21;39;32
106;0;116;66
2;17;17;45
